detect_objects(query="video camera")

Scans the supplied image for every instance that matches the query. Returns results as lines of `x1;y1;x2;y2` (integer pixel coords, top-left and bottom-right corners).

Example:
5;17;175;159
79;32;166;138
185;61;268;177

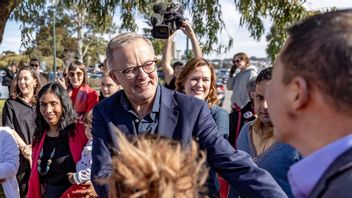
150;2;185;39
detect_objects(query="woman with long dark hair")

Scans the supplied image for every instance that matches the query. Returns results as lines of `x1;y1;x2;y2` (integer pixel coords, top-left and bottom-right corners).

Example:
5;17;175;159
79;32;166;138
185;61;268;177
27;83;88;198
2;66;41;197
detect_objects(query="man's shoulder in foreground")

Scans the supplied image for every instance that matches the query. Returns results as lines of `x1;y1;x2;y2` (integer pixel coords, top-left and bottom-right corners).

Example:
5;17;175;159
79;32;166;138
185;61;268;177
309;147;352;198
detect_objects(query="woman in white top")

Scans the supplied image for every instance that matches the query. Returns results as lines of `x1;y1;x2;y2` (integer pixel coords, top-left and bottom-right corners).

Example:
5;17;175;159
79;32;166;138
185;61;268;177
0;127;20;198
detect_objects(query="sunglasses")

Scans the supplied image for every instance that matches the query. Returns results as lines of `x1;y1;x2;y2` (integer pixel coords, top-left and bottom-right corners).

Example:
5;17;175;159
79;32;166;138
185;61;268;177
30;64;40;68
69;71;84;77
234;59;242;63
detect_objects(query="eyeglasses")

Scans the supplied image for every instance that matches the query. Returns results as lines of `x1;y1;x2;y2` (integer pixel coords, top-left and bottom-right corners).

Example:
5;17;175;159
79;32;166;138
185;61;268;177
234;59;242;63
111;59;157;80
69;71;84;77
30;64;40;68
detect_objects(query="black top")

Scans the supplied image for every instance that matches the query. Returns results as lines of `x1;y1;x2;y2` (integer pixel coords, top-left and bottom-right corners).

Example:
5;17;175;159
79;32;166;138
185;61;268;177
2;97;37;144
39;135;75;185
2;98;37;176
164;76;176;90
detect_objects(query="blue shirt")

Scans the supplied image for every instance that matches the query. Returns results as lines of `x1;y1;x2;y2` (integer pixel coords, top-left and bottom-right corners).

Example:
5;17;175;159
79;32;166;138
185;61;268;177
120;85;160;135
232;121;300;198
288;134;352;198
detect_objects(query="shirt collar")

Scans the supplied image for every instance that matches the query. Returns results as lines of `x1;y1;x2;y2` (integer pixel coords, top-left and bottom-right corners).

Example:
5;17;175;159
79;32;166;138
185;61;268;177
120;84;161;118
288;134;352;198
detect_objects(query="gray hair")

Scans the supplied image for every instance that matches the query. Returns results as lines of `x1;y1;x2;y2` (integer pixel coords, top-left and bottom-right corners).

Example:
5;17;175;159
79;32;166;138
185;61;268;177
106;33;155;70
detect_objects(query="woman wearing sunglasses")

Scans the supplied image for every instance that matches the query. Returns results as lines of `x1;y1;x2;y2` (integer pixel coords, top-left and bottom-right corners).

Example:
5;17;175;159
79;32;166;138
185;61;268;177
64;61;98;119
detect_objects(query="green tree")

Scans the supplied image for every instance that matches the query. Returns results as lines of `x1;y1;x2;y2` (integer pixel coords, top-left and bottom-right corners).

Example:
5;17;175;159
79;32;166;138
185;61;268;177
1;0;326;60
234;0;309;61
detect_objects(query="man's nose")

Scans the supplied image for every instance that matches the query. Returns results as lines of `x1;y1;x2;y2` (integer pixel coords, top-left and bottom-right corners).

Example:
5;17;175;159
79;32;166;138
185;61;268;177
136;67;148;79
263;100;268;109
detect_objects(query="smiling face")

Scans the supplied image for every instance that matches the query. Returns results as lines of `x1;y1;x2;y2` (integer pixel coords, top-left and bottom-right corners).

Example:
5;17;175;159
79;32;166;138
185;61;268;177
17;70;37;97
68;68;85;88
183;65;211;100
254;80;272;125
39;92;63;130
109;38;157;105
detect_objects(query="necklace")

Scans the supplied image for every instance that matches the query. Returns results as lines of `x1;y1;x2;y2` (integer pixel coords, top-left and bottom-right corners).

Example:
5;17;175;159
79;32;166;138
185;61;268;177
37;147;56;176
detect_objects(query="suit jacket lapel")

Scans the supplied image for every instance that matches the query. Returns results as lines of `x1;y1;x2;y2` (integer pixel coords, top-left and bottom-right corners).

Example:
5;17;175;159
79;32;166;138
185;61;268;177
309;147;352;198
158;86;179;138
107;92;137;152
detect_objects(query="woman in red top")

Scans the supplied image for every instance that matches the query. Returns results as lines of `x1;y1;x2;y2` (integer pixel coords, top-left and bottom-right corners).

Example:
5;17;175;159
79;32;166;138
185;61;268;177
66;61;98;119
27;83;88;198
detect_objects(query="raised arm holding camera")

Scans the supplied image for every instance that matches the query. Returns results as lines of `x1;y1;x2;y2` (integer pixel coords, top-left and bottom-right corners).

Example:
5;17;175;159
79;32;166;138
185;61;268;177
161;21;202;90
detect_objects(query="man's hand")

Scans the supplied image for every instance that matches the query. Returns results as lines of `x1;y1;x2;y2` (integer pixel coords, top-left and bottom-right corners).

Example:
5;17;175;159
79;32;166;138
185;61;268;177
72;182;98;198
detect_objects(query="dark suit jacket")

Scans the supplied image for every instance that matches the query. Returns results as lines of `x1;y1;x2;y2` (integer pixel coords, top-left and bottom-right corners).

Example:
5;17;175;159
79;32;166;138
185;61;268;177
91;85;286;198
309;147;352;198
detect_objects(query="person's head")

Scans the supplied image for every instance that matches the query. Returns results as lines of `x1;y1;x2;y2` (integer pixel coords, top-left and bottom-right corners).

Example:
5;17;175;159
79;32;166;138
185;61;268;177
247;79;256;101
267;10;352;149
99;59;109;73
83;110;93;139
36;83;77;133
176;57;219;106
8;62;17;73
173;61;184;78
233;52;250;71
254;67;273;126
107;33;158;106
67;60;87;88
100;72;122;98
29;58;41;72
10;66;41;102
105;131;208;198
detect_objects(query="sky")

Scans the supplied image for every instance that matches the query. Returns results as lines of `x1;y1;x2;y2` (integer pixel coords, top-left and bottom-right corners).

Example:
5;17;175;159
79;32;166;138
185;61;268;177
0;0;351;60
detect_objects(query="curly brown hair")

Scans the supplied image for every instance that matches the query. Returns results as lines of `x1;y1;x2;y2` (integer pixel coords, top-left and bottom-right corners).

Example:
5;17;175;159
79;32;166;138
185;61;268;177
176;57;219;107
104;131;208;198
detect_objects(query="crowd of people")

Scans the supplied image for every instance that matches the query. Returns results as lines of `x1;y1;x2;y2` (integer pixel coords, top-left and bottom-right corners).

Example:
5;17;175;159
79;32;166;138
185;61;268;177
0;9;351;198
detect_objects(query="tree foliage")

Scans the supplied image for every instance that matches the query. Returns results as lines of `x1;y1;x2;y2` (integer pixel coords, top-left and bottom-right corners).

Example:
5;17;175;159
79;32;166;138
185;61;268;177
9;0;114;66
234;0;309;61
1;0;329;61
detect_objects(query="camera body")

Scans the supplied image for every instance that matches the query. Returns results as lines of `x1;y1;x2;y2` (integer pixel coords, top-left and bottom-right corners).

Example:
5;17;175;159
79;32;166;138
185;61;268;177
151;2;185;39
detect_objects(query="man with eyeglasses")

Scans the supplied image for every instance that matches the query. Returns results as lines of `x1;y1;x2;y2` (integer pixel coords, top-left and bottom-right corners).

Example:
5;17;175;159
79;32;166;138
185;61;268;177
29;58;48;85
91;33;286;198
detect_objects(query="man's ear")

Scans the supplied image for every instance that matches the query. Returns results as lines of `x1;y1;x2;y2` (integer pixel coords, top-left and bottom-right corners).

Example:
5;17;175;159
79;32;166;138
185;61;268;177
290;76;309;110
109;72;120;85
